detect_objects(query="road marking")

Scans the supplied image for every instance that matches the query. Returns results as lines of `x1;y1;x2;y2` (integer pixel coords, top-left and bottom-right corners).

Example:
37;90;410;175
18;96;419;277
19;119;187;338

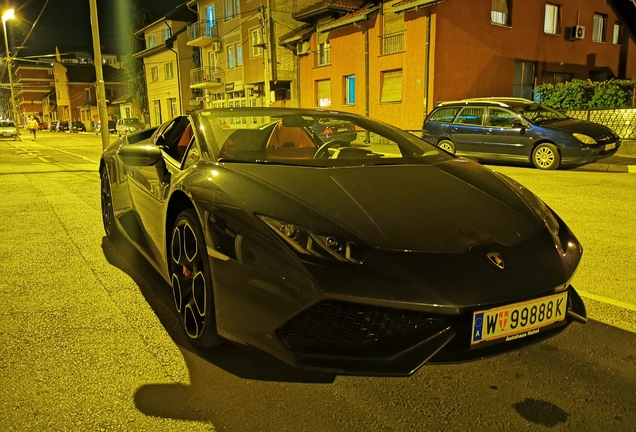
37;156;49;163
577;289;636;313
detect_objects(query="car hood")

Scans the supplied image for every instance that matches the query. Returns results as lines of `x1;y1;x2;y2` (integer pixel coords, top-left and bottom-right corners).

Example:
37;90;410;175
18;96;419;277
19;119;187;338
540;118;616;139
221;158;544;253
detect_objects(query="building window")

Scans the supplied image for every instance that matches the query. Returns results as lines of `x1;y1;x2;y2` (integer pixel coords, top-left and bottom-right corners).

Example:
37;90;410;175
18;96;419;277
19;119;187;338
592;14;606;43
382;2;404;54
209;51;219;69
147;34;156;48
168;97;178;118
380;70;402;103
153;100;162;125
206;6;216;35
237;44;243;66
316;80;331;107
225;0;240;20
513;60;534;99
165;62;175;79
344;75;355;105
162;26;172;42
613;22;621;45
544;4;560;35
151;66;159;82
250;28;263;57
85;89;91;102
316;32;330;66
228;45;235;68
491;0;511;26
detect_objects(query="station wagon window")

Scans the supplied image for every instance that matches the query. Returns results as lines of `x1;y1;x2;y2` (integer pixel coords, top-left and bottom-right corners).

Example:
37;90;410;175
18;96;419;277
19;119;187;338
486;108;518;128
429;108;460;123
455;107;485;126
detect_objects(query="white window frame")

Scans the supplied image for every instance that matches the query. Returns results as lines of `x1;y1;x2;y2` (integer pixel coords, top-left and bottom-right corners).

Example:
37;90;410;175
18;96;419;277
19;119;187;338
490;0;511;26
227;45;235;68
162;26;172;42
250;28;263;57
164;62;174;80
380;69;403;104
151;66;159;83
147;34;156;48
544;4;560;35
592;13;606;43
613;22;621;45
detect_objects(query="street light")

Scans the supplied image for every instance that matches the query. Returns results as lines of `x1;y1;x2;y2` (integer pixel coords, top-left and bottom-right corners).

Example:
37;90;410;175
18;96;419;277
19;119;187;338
3;9;20;137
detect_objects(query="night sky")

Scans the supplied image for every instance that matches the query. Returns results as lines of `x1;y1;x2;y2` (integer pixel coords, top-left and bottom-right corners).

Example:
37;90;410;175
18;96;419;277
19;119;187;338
2;0;185;60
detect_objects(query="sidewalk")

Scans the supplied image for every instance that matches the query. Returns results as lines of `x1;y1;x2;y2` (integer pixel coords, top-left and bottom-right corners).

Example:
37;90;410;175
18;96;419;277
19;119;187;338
575;139;636;173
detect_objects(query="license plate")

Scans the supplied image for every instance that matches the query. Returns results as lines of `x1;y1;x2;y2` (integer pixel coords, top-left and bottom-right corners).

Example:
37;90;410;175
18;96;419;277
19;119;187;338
605;143;616;150
471;292;568;346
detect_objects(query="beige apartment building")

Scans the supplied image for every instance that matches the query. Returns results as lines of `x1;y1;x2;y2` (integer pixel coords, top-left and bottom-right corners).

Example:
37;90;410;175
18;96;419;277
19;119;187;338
133;6;198;127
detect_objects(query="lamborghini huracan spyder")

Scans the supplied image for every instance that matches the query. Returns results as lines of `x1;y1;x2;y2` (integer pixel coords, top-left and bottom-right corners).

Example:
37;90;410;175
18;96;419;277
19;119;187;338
99;108;587;376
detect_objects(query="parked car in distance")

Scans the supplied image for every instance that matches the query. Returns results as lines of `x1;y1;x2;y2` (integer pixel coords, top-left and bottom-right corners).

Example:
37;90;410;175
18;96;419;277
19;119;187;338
70;120;87;133
95;120;117;135
421;97;621;170
37;122;48;131
311;118;357;144
116;118;145;136
48;121;59;131
56;121;70;132
0;120;18;140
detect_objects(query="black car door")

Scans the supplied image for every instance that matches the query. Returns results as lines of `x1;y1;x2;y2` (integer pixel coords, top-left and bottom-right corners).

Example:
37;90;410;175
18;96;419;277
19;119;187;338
125;116;191;264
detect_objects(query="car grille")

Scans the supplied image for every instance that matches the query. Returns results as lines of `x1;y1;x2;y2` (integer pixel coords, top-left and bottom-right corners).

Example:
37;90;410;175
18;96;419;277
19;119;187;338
595;134;618;145
276;300;446;359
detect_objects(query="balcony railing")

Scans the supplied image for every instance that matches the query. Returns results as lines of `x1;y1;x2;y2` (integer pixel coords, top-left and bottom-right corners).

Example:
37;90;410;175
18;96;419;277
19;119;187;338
381;32;404;55
187;21;219;46
190;66;224;87
314;46;331;67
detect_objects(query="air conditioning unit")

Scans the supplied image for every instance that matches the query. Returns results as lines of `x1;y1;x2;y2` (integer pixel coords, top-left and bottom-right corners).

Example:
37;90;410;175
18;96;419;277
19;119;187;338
211;41;221;53
297;41;310;56
570;25;585;41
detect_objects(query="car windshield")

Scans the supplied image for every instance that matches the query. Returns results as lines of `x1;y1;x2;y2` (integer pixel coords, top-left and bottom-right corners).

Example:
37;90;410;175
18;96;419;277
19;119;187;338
0;121;16;127
512;103;567;123
193;108;449;167
121;119;143;126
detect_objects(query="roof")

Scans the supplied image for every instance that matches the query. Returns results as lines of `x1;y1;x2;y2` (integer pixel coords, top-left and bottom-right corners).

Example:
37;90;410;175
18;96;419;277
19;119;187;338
279;24;316;45
294;0;367;22
317;3;379;32
436;98;534;108
111;93;131;104
133;2;197;36
392;0;443;13
63;64;128;83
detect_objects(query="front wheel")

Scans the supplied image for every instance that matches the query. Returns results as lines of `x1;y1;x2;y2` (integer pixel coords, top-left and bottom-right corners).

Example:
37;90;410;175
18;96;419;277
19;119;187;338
532;143;560;170
437;139;456;155
170;209;224;349
100;169;119;239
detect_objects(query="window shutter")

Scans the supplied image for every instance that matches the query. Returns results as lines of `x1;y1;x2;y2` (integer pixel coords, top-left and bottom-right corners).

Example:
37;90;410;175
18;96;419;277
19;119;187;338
383;3;403;35
492;0;509;14
381;70;402;103
316;80;331;107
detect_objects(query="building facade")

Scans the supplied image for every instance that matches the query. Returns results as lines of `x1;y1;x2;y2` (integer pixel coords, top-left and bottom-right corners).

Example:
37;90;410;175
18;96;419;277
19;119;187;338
133;6;198;127
14;64;55;125
283;0;636;131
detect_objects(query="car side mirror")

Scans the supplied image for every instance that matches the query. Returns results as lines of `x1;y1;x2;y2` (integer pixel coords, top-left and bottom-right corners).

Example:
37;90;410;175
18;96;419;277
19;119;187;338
512;120;526;130
117;144;163;166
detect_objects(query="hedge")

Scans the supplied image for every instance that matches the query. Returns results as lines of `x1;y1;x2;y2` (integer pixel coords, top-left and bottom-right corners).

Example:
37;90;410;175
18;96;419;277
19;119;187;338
533;79;635;110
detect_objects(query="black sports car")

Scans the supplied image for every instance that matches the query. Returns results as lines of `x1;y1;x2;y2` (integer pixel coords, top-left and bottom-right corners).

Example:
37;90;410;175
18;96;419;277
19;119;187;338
100;108;587;376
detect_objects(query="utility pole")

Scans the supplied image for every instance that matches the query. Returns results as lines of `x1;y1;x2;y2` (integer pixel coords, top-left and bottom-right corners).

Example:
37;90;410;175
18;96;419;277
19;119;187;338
259;5;271;107
89;0;110;150
2;9;20;138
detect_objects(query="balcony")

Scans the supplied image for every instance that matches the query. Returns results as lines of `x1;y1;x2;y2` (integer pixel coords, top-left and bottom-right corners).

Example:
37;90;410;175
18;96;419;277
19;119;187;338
190;66;225;89
381;32;404;55
187;21;219;47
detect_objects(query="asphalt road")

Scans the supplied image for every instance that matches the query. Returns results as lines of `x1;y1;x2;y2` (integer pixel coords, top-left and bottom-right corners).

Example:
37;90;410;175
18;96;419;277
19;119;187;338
0;131;635;431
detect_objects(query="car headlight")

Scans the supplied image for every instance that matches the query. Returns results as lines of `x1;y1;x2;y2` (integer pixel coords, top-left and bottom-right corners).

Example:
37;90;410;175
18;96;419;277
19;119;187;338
573;133;596;145
258;215;372;264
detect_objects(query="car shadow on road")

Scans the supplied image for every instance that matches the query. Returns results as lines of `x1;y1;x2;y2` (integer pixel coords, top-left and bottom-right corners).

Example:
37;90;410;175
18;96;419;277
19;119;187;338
100;235;336;384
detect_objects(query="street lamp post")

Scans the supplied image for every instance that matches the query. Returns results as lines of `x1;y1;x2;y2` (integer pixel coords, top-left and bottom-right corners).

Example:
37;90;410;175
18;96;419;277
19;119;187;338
3;9;20;137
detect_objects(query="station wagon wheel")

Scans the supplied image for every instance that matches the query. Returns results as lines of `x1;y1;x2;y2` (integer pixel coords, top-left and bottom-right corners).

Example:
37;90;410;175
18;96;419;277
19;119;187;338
532;143;560;170
100;169;118;239
437;139;455;155
170;209;223;349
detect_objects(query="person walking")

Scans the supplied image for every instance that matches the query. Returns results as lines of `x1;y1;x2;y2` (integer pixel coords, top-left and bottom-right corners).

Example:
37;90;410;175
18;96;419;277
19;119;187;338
28;117;38;141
